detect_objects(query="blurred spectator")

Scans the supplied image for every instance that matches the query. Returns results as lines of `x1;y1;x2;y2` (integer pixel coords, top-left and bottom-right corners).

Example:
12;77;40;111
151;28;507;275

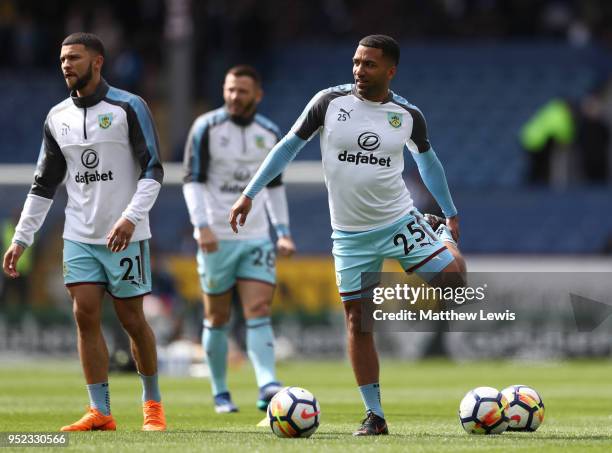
521;91;610;186
519;98;575;185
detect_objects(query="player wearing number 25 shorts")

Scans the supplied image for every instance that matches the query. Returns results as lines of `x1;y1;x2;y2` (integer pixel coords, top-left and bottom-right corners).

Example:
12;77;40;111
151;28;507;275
332;211;452;300
229;35;467;436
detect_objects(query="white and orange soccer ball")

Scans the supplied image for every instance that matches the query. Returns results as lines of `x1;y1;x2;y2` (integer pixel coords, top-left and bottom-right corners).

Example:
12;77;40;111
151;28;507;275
501;385;545;432
267;387;320;438
459;386;510;434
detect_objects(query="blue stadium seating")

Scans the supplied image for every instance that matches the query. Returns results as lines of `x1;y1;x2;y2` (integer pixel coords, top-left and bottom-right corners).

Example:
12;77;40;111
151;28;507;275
0;73;65;163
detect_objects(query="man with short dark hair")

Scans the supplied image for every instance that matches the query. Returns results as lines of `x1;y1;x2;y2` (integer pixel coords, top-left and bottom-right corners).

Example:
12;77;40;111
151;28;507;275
2;32;166;431
183;64;295;413
230;35;466;435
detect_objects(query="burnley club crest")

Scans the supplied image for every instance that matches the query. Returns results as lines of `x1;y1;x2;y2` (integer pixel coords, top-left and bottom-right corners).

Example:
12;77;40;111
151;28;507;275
98;113;113;129
387;112;402;128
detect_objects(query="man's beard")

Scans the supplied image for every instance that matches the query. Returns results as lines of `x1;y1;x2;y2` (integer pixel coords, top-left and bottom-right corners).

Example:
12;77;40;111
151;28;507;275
70;64;93;92
231;98;256;117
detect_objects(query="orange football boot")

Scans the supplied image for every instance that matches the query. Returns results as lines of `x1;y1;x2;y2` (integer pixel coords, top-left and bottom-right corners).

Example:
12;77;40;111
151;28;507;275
142;400;167;431
60;407;116;431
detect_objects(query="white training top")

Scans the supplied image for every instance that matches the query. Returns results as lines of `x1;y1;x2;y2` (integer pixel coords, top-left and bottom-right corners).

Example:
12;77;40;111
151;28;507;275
183;107;289;240
291;84;431;232
13;79;163;247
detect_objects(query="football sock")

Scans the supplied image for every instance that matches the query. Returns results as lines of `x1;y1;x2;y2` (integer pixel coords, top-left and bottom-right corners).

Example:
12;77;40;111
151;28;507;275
435;224;457;246
203;319;229;396
139;372;161;402
358;383;384;419
246;317;277;387
86;382;111;415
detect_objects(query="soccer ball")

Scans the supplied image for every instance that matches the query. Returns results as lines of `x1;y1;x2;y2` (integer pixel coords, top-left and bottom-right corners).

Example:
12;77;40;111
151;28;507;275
501;385;545;431
268;387;320;438
459;386;510;434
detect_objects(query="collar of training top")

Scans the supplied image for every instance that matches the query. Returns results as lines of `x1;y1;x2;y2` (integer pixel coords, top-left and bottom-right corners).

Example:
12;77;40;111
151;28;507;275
70;78;110;108
351;84;393;104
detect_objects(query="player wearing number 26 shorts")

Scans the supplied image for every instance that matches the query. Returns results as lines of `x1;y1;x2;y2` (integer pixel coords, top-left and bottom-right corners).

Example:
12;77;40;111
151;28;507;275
183;65;296;414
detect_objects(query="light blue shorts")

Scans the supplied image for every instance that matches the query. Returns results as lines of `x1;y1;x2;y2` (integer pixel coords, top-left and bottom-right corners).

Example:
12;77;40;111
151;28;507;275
197;239;276;295
332;211;454;301
63;239;152;299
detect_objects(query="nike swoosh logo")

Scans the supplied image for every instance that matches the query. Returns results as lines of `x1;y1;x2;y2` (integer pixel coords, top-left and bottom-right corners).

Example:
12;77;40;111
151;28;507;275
301;408;320;419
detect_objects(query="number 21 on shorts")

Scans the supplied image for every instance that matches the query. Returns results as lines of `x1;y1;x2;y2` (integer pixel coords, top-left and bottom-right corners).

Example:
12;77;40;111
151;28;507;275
120;255;143;282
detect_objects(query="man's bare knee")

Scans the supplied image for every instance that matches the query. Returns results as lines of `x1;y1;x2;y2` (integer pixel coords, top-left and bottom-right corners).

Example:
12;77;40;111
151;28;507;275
203;292;232;327
237;281;274;320
243;299;271;319
205;309;230;327
73;302;100;332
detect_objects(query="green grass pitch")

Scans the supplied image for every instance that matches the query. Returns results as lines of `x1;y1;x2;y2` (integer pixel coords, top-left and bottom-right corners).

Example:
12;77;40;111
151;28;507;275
1;359;612;452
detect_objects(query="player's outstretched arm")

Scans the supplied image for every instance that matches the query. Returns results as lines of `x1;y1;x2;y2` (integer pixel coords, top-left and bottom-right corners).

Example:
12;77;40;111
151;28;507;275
411;148;459;241
243;133;306;198
3;243;24;278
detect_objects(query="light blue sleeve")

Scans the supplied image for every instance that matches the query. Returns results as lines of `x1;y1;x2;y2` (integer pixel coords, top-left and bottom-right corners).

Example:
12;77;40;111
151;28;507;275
411;148;458;218
243;133;307;199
